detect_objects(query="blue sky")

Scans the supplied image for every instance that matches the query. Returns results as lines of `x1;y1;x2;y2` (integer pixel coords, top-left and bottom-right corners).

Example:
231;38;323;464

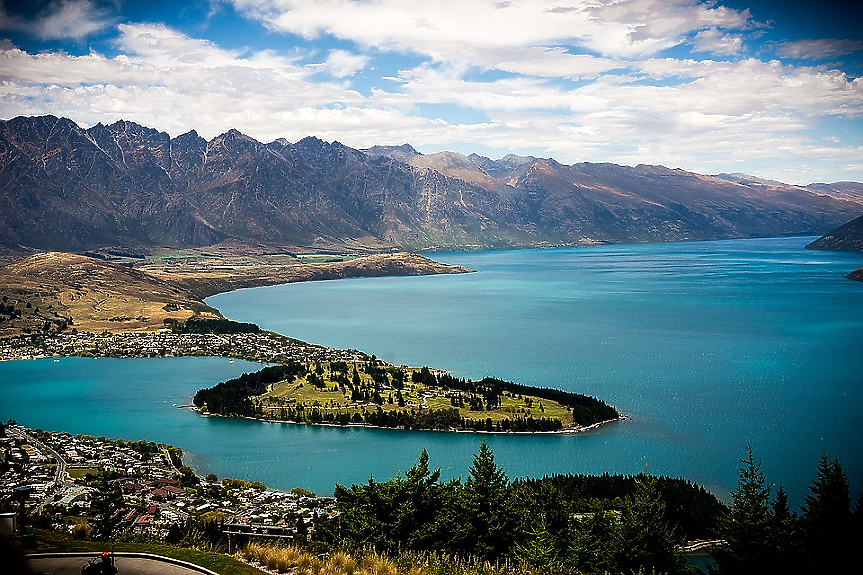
1;0;861;184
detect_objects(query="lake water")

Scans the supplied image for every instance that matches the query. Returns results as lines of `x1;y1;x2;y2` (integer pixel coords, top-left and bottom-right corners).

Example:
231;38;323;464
2;237;862;504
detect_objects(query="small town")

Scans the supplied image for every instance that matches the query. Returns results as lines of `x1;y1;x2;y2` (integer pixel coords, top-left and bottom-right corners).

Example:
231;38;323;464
0;422;337;550
0;330;368;365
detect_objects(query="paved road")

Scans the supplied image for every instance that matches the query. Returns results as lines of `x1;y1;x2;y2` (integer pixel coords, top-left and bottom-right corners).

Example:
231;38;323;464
28;555;217;575
7;426;69;513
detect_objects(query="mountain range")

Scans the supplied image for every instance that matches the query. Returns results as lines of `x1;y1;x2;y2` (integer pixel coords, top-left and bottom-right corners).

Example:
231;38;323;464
2;115;862;254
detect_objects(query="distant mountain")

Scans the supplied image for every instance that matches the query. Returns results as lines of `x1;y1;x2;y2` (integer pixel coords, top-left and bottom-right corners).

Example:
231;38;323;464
806;214;863;252
3;115;862;253
806;213;863;283
805;214;863;282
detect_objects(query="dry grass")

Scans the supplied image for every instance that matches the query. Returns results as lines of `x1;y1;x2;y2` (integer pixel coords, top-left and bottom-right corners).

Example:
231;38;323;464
238;544;408;575
237;544;542;575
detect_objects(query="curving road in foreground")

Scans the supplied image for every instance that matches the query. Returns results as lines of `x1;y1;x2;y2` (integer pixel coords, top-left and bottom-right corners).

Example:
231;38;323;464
27;553;221;575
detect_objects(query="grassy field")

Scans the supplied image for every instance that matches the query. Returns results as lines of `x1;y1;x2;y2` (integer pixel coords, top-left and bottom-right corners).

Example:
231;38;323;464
257;362;575;428
67;468;99;479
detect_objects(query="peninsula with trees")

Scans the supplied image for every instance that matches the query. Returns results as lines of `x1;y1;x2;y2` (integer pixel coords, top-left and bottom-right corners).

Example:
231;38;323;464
192;360;621;433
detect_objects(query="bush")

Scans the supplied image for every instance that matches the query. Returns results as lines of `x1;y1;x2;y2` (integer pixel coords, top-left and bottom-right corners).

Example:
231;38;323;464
71;521;91;540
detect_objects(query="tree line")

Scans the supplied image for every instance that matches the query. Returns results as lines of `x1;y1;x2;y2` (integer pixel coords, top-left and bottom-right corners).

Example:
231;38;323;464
314;442;861;574
171;317;261;334
413;369;620;426
260;404;566;432
323;442;703;573
710;444;861;574
192;363;306;415
73;428;860;575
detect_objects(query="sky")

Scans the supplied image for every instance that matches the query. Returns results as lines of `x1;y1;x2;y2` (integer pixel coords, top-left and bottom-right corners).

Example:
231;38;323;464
0;0;861;184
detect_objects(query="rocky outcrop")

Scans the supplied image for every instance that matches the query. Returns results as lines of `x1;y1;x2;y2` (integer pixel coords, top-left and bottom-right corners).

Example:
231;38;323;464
846;267;863;282
805;215;863;282
805;214;863;252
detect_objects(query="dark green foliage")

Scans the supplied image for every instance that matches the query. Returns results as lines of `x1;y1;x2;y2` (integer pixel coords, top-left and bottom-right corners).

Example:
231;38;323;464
767;484;802;573
0;302;21;318
175;512;228;549
363;406;462;430
193;363;306;415
611;473;688;574
799;454;853;571
165;522;184;544
711;448;859;574
125;440;159;458
178;464;199;487
411;366;437;386
195;363;618;430
90;468;124;540
334;443;723;571
711;443;774;574
563;474;692;575
296;516;308;540
513;472;724;541
568;504;617;574
334;449;451;553
512;481;573;568
432;373;620;426
176;317;261;334
451;441;518;560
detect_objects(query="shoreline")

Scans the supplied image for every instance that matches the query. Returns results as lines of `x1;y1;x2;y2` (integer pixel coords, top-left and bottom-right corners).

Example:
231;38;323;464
2;255;624;437
2;332;624;436
190;406;628;436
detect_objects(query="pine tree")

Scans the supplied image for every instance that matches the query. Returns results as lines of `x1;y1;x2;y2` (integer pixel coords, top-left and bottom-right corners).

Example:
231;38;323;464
514;515;562;570
90;468;124;540
394;448;442;549
800;454;851;570
767;484;802;574
454;440;517;559
568;503;617;575
296;515;308;540
852;492;863;550
613;472;687;574
711;443;773;574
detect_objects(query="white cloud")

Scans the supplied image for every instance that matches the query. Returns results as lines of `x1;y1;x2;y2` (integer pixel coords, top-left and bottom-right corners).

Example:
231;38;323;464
0;23;365;141
775;38;863;61
0;4;861;183
322;49;370;77
0;0;116;40
227;0;756;61
692;28;744;56
460;46;622;79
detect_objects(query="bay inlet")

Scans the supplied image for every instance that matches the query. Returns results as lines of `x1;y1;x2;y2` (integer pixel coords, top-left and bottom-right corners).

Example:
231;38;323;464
2;237;862;504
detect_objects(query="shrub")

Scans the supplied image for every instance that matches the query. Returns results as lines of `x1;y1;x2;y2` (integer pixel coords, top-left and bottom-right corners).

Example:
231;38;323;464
71;522;90;540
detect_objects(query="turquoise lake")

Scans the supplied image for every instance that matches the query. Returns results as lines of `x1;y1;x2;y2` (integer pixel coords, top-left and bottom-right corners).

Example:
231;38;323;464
2;237;862;504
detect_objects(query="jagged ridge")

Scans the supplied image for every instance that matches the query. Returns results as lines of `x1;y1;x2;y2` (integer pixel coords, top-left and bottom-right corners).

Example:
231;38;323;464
2;115;862;253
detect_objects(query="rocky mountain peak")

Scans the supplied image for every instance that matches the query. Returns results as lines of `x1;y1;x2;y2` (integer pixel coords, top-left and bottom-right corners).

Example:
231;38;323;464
2;115;863;253
364;143;420;158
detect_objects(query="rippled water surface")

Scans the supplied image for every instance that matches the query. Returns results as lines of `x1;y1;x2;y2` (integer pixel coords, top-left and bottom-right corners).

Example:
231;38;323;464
3;237;862;503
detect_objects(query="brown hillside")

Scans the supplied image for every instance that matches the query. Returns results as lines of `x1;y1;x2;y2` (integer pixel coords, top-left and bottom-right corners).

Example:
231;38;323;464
0;250;472;336
0;252;216;336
